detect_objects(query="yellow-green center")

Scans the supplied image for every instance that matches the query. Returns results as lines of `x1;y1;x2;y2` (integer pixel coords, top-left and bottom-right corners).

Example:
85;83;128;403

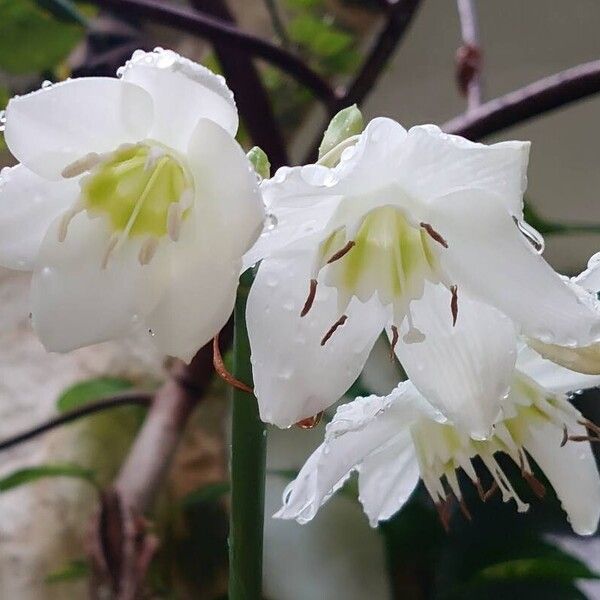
81;144;189;237
321;206;438;307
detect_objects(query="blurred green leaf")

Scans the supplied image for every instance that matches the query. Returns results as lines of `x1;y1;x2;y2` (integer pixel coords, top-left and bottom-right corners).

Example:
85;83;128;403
289;14;353;59
318;104;364;159
56;377;134;412
472;557;600;584
181;482;230;508
0;0;84;74
34;0;88;26
45;559;89;584
268;468;299;480
0;464;97;492
285;0;322;8
247;146;271;180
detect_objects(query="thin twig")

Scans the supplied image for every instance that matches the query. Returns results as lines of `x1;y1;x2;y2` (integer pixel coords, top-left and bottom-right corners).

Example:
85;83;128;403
0;393;152;452
263;0;292;49
456;0;482;109
85;0;336;105
443;59;600;140
191;0;288;169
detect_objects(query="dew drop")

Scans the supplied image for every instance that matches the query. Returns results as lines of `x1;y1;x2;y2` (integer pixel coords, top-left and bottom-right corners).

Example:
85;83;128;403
340;146;356;162
41;80;53;89
266;213;278;230
0;110;6;133
148;328;155;337
153;46;164;53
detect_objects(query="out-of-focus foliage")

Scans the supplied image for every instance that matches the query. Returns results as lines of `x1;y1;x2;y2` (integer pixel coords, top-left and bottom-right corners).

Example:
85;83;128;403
318;103;364;158
45;559;89;584
56;376;134;412
247;146;271;180
0;0;84;74
0;463;97;492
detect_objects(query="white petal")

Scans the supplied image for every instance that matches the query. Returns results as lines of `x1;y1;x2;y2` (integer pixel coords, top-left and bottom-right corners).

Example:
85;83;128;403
430;189;600;347
517;344;600;394
357;429;420;527
523;418;600;535
400;125;530;217
120;49;238;150
187;118;264;259
31;213;164;352
144;215;240;362
573;251;600;293
5;78;153;180
393;283;517;439
0;165;79;270
247;248;389;428
275;382;435;523
331;118;408;196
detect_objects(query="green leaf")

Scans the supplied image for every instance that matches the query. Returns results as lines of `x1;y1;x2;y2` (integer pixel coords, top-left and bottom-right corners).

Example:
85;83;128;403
34;0;88;26
289;14;353;58
247;146;271;180
45;559;89;584
56;377;134;412
181;481;230;508
285;0;323;8
318;104;364;159
472;557;600;584
0;464;97;492
0;0;84;74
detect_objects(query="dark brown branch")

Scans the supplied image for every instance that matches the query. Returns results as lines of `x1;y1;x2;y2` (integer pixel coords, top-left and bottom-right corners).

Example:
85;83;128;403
191;0;288;169
85;0;335;105
443;59;600;140
0;393;152;451
456;0;482;109
341;0;422;108
305;0;422;162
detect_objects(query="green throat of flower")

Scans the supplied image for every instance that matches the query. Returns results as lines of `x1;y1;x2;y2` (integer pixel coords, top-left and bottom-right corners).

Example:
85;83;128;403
59;142;193;268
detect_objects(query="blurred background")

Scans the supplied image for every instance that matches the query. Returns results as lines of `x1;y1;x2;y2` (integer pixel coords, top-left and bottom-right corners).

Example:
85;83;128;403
1;1;600;598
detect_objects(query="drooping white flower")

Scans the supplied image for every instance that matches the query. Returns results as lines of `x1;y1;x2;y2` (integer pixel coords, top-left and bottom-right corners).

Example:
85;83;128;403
0;49;264;361
275;343;600;536
529;251;600;374
245;117;600;435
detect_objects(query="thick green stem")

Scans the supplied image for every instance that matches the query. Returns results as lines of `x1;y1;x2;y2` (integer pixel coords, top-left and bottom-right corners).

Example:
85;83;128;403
229;270;266;600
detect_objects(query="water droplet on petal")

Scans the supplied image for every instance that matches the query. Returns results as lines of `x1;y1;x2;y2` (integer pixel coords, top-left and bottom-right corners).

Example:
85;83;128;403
41;80;53;89
266;213;278;230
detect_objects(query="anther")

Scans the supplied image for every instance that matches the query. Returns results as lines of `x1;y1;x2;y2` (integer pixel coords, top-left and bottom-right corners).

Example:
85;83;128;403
450;285;458;326
61;152;101;178
101;235;119;270
459;498;472;521
321;315;348;346
300;279;318;317
326;240;355;264
389;325;399;361
523;471;546;499
435;500;451;533
483;480;499;501
212;332;253;394
561;424;569;447
296;412;323;429
420;223;448;248
138;237;159;266
167;203;183;241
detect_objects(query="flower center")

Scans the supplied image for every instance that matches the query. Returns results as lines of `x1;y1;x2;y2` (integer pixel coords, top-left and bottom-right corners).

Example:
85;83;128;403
81;143;191;238
321;206;440;312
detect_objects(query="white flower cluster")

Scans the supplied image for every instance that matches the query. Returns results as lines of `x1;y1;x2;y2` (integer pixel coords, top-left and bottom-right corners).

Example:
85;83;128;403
1;49;599;535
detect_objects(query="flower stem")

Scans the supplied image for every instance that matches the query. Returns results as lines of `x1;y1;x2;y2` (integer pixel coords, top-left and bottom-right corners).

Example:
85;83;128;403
229;270;266;599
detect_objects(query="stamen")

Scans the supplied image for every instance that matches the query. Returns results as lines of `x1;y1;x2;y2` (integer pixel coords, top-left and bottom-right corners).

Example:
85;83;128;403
523;472;546;499
420;222;448;248
567;434;600;443
389;325;399;361
138;237;159;266
296;412;323;429
579;418;600;436
459;498;473;521
513;216;544;253
101;234;119;270
61;152;101;178
57;204;83;242
300;279;318;317
167;203;183;241
561;425;569;447
435;500;452;533
326;240;355;264
483;481;499;502
321;315;348;346
450;285;458;326
212;332;253;394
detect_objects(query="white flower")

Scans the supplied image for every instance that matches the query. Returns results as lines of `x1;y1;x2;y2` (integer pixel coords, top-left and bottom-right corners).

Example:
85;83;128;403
0;49;264;361
275;343;600;536
529;251;600;374
245;118;600;434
